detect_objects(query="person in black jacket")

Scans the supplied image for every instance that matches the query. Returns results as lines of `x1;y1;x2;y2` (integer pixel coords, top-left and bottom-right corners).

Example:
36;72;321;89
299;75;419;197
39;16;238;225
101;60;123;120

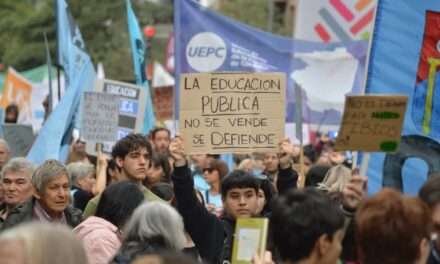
169;136;298;264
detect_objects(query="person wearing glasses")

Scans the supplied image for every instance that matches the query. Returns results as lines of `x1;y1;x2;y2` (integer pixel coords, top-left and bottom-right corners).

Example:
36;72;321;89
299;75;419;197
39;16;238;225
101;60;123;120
202;159;229;217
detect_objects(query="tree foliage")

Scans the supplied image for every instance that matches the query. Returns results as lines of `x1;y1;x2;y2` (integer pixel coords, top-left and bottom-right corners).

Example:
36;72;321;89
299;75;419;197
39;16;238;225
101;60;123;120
0;0;173;81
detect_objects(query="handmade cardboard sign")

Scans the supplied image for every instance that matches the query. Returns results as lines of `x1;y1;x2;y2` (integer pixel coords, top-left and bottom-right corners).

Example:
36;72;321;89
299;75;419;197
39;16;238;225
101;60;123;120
180;72;285;154
2;124;34;157
81;91;119;143
335;95;408;152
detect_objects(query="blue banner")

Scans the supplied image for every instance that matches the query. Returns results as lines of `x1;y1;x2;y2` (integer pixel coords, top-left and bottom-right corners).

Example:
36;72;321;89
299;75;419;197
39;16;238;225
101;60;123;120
366;0;440;195
175;0;368;125
126;0;156;134
27;0;96;165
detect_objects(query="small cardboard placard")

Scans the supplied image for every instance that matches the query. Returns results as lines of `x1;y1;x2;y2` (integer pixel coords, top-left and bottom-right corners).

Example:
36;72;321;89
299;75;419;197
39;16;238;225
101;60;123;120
81;91;119;143
2;124;34;157
179;72;286;154
335;95;408;152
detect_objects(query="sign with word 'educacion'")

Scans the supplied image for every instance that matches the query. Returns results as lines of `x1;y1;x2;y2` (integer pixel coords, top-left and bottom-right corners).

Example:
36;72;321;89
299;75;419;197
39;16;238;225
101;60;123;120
81;91;119;143
335;95;408;152
180;72;286;154
86;79;147;155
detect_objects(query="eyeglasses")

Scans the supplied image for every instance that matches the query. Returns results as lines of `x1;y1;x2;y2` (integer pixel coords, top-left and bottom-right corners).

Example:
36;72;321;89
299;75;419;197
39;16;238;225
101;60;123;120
203;168;215;173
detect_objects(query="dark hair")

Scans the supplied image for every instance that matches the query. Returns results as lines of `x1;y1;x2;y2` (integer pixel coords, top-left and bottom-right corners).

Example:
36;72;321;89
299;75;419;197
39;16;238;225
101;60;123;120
5;103;19;115
258;178;276;215
150;153;171;183
151;127;171;140
270;188;344;262
356;188;431;264
150;183;174;202
221;170;260;198
303;144;317;163
419;174;440;208
206;159;229;180
95;181;144;228
305;165;331;187
111;133;152;160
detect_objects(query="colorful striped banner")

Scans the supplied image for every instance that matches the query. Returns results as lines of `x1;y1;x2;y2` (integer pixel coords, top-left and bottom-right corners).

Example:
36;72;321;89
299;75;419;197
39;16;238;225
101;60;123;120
330;0;354;22
319;8;351;41
314;23;331;42
355;0;373;12
350;8;375;35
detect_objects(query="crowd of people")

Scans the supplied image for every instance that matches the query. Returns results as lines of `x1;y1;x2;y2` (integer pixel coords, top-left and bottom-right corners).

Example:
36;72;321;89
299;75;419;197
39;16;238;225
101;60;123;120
0;128;437;264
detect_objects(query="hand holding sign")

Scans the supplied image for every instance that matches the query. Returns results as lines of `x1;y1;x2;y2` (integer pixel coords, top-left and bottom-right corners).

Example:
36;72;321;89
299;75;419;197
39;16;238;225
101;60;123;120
278;138;294;169
169;135;187;167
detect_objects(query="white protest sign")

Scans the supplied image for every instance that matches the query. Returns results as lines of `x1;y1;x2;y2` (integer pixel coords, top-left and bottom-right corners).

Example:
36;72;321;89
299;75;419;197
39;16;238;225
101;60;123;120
81;91;119;143
179;72;286;154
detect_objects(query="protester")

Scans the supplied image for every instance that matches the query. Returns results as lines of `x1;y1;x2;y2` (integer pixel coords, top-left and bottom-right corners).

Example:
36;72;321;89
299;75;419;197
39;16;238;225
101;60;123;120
151;127;171;155
190;153;211;192
0;158;35;227
68;161;96;211
202;158;229;216
131;252;198;264
0;139;11;171
256;176;276;216
169;136;298;263
83;133;162;218
1;159;82;230
74;181;145;264
144;153;172;188
150;183;174;203
111;202;187;264
356;188;431;264
0;222;88;264
67;138;94;164
4;103;19;123
271;188;345;264
304;165;331;188
262;152;279;182
418;176;440;264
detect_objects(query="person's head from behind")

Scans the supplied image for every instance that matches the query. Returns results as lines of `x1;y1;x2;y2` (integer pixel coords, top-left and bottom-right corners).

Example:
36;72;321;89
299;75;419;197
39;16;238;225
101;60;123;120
131;251;198;264
203;159;229;186
356;188;431;264
150;183;174;203
32;160;70;218
123;202;186;252
0;139;11;169
0;222;88;264
96;181;144;229
1;158;35;207
221;170;260;219
5;103;19;123
271;188;345;264
151;127;171;154
145;154;171;187
112;133;152;183
419;174;440;250
67;161;95;193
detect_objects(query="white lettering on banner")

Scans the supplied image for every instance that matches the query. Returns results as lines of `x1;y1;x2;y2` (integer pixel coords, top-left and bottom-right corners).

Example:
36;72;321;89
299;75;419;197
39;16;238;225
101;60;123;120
186;32;227;72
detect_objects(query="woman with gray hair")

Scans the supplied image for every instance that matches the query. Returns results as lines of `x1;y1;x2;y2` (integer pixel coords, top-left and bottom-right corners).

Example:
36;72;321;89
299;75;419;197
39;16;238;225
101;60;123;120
111;202;187;264
0;222;88;264
1;159;82;231
68;161;96;211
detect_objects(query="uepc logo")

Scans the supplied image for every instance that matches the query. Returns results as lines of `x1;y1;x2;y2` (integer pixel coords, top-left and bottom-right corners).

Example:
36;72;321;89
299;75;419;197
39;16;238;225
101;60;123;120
186;32;227;72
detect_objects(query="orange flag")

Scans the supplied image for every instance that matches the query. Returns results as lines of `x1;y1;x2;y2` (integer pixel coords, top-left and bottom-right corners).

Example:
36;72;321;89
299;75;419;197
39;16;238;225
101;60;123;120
0;67;33;122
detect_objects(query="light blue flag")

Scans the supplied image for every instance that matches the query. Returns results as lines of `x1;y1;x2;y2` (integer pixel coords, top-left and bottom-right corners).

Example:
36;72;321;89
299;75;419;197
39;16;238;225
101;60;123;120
126;0;156;134
27;0;96;165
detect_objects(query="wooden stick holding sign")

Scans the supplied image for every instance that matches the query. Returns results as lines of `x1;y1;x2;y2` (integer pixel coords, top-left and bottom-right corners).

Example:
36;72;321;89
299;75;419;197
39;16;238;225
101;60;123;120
179;72;286;154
